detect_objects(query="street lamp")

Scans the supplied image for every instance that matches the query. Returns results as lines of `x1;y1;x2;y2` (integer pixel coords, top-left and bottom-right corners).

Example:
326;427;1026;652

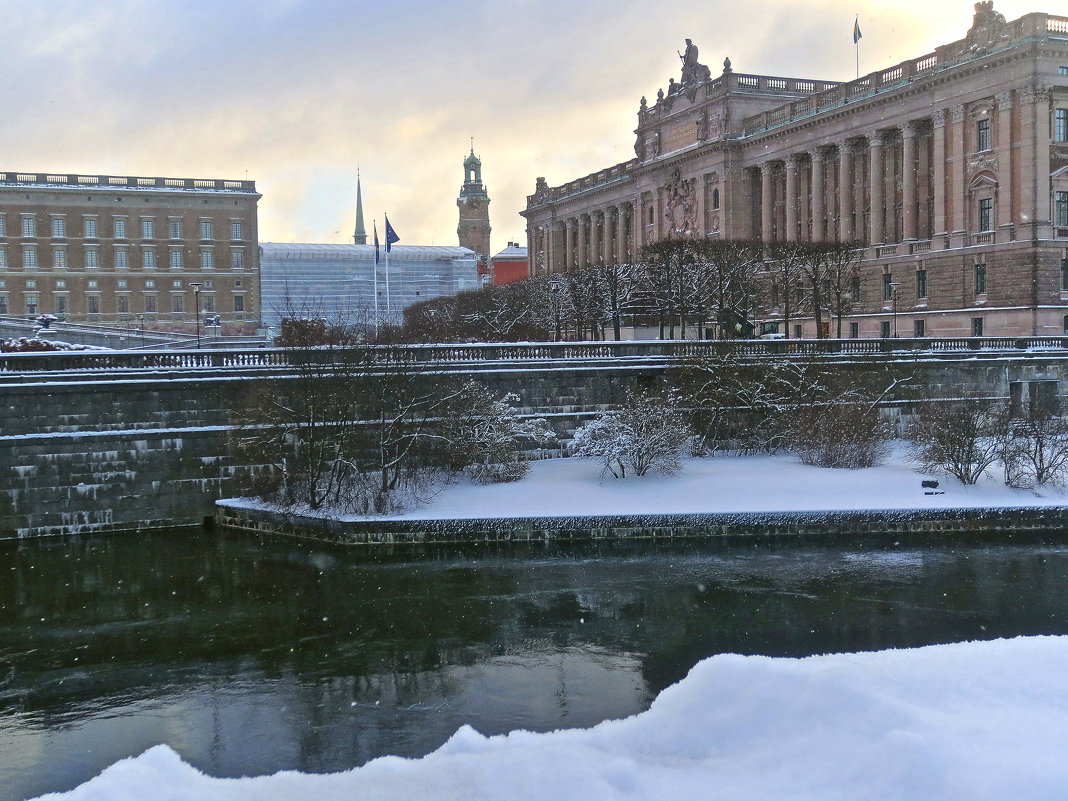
548;276;563;342
889;281;900;338
190;282;204;349
136;313;145;349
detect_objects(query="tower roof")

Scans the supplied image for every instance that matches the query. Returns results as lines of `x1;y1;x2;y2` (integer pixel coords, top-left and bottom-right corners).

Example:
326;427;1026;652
353;168;367;245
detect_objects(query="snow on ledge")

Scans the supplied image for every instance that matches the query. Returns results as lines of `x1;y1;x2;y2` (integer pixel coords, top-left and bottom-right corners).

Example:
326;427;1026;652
33;636;1068;801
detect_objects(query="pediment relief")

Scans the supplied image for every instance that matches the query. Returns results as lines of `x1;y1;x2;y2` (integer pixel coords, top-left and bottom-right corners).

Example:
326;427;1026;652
968;170;999;191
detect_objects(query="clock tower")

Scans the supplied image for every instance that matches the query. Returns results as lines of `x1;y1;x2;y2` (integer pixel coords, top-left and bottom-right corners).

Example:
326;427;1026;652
457;144;491;261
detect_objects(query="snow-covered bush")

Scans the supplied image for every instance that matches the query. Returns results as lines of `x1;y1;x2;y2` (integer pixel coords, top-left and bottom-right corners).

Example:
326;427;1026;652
789;400;889;469
908;397;1009;484
1000;412;1068;489
571;389;691;478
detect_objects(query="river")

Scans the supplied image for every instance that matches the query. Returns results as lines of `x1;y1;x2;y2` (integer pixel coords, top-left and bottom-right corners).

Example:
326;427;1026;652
2;530;1068;800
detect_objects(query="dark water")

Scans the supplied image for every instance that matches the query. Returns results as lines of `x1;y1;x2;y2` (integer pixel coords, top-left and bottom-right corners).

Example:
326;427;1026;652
3;531;1068;801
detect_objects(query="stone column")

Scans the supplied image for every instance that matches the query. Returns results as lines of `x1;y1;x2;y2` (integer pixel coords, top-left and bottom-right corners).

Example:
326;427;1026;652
602;209;612;264
869;132;885;246
931;111;947;244
1021;87;1053;240
949;104;967;247
576;215;588;269
811;149;826;242
760;162;775;242
996;91;1014;240
838;141;854;242
902;121;919;241
616;206;627;263
564;219;575;270
785;156;799;241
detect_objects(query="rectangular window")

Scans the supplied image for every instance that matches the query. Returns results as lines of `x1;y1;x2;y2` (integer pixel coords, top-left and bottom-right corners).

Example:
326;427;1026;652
145;279;155;288
52;249;65;268
849;322;859;338
882;273;893;301
55;280;65;288
84;218;97;238
21;217;35;238
143;250;156;269
51;218;65;238
976;118;990;152
1056;109;1068;143
87;296;100;314
141;219;155;239
117;296;129;314
231;249;244;269
23;247;36;268
114;218;126;239
201;250;214;270
202;295;215;313
0;250;5;268
916;269;927;299
975;263;987;295
115;249;128;269
172;279;182;288
0;217;5;236
55;296;67;315
87;280;97;289
0;296;7;314
85;248;98;269
170;250;182;269
914;319;925;337
1056;191;1068;228
880;320;891;338
171;295;184;314
233;294;245;313
26;296;38;315
169;220;182;239
1064;314;1068;335
200;220;213;240
972;317;984;337
978;198;993;232
1060;67;1068;76
1061;258;1068;292
117;279;126;289
144;294;157;313
230;221;242;240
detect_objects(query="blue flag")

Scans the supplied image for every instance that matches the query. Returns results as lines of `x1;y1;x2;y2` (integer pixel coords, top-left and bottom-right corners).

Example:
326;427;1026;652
853;16;862;44
385;215;400;253
373;221;380;265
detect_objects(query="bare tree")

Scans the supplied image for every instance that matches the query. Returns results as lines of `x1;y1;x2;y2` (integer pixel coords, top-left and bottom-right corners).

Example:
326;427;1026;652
763;242;809;338
908;397;1010;484
820;241;865;338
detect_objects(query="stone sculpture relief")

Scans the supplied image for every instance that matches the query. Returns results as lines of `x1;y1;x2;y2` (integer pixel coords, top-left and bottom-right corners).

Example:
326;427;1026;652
663;168;696;236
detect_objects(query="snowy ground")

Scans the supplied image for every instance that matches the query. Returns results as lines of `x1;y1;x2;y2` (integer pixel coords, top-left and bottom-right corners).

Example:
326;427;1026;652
34;636;1068;801
304;444;1068;522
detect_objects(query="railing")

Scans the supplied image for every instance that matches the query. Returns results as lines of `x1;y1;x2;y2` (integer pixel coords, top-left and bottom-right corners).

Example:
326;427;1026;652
526;159;639;205
3;338;1068;375
0;172;257;193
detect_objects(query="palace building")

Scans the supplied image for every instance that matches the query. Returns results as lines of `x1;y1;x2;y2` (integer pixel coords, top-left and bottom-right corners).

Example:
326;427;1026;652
522;4;1068;338
0;171;261;336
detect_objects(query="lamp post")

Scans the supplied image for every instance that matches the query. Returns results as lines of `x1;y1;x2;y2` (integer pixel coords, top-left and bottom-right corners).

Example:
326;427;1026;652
548;276;563;342
190;282;204;349
136;313;145;349
889;281;900;338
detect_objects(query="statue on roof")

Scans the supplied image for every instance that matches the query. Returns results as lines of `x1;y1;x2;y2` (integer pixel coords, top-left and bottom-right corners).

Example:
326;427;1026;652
964;1;1008;54
678;39;712;86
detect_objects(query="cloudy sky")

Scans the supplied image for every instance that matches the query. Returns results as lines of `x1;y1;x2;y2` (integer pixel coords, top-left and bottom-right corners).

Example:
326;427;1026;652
0;0;1042;250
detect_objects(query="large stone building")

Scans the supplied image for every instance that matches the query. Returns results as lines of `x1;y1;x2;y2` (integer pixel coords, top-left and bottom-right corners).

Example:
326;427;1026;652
523;4;1068;338
0;171;261;336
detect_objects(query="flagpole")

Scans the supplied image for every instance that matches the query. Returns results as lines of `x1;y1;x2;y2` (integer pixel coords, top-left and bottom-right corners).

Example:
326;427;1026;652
373;220;380;337
384;214;392;325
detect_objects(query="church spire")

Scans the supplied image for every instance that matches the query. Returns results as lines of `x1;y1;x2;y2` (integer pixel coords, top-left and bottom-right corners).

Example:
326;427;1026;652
353;168;367;245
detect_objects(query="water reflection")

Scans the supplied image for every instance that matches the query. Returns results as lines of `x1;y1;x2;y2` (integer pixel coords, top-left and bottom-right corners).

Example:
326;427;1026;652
1;532;1067;800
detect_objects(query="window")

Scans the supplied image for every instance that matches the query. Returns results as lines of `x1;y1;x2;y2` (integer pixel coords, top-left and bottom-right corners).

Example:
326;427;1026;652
976;118;990;152
87;296;100;315
170;250;182;269
145;279;155;288
52;249;65;268
0;296;7;314
87;280;98;288
23;247;36;268
172;279;182;288
115;249;128;269
55;296;67;315
233;294;245;313
21;217;35;238
230;221;243;240
85;248;98;269
1056;192;1068;228
201;250;214;270
55;280;65;288
1061;258;1068;291
974;262;987;295
1056;109;1068;143
117;280;127;289
882;273;893;301
914;319;925;337
199;220;213;240
143;250;156;269
1060;66;1068;76
793;323;801;339
51;218;65;238
0;250;5;268
144;294;157;313
202;295;215;313
647;207;654;226
916;269;927;299
849;322;859;338
117;296;129;314
26;296;38;315
978;198;993;232
171;295;185;314
169;220;181;239
972;317;984;337
0;217;5;236
114;218;126;239
880;320;891;338
25;280;36;288
231;249;244;269
84;218;97;238
141;219;155;239
711;189;720;211
850;275;861;301
1063;314;1068;335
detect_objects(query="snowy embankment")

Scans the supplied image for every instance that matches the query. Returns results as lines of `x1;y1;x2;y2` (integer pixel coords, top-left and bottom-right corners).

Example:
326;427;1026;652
35;637;1068;801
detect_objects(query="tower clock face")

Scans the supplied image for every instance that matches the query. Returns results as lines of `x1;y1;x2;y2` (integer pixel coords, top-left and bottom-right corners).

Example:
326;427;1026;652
467;199;481;210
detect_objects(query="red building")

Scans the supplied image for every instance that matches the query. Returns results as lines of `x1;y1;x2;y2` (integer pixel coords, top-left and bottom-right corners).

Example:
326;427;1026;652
490;242;528;286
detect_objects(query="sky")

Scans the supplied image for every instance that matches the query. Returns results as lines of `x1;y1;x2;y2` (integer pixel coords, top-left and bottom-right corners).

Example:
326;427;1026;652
0;0;1046;251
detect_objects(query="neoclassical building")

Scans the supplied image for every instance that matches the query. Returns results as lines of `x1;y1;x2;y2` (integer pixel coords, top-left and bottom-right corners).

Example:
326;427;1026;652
522;3;1068;338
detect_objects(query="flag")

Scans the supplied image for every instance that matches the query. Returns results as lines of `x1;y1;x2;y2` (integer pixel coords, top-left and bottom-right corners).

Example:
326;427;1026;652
853;16;862;44
385;215;400;253
373;221;380;265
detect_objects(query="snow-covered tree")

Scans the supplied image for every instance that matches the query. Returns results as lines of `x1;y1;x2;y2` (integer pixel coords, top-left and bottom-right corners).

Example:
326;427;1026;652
908;397;1009;484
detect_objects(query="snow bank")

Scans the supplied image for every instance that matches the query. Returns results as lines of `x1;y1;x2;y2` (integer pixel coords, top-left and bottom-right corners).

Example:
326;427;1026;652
33;637;1068;801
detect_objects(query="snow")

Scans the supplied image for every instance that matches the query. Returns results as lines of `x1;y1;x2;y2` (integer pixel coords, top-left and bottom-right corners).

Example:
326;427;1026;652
229;444;1068;522
30;636;1068;801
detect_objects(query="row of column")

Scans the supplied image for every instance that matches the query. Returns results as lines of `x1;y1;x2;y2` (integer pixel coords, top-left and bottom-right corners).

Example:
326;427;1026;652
549;202;635;272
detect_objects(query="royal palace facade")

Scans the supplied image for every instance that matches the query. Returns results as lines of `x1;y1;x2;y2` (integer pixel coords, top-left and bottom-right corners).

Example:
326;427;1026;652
522;4;1068;338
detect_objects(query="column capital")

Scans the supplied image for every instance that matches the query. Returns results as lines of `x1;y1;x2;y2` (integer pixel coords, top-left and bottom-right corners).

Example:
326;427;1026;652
950;103;966;124
868;130;887;147
931;109;948;129
996;90;1013;110
902;120;922;138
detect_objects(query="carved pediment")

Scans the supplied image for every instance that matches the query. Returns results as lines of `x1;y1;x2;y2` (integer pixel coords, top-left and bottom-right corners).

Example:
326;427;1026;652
963;1;1009;55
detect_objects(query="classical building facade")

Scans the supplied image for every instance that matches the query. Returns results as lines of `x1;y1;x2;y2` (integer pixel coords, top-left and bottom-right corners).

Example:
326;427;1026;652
523;4;1068;338
0;172;261;335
